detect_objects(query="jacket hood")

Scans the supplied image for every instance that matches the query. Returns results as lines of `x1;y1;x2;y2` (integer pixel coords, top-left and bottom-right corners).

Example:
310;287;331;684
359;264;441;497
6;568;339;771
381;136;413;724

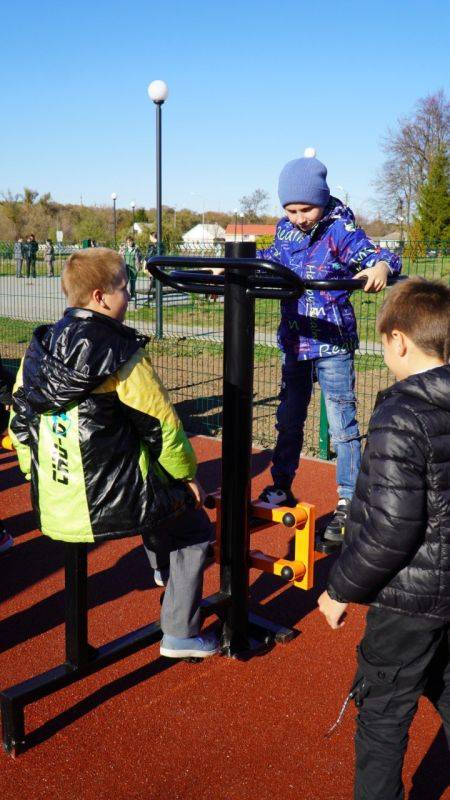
318;196;356;228
379;364;450;413
22;308;149;413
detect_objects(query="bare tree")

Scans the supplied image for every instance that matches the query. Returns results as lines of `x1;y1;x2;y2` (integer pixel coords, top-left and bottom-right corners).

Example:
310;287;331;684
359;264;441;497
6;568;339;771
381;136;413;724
239;188;269;222
376;90;450;225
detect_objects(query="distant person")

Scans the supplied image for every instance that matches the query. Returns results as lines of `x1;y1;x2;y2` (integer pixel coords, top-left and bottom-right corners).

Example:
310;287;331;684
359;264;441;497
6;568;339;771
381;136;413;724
123;237;142;299
319;278;450;800
145;233;163;294
44;238;55;277
14;237;24;278
9;247;218;658
24;233;38;279
257;149;401;543
0;353;14;554
146;232;158;260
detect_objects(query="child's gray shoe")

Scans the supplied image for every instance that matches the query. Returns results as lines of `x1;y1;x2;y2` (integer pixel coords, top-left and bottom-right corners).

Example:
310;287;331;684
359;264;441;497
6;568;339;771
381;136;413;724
160;633;219;659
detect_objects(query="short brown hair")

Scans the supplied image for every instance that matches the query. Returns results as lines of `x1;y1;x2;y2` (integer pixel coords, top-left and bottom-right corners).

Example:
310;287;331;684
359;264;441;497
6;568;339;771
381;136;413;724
62;248;125;307
377;277;450;362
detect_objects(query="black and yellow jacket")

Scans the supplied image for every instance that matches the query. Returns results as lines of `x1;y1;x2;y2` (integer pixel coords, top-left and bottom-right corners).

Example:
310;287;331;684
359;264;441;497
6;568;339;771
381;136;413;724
10;308;197;544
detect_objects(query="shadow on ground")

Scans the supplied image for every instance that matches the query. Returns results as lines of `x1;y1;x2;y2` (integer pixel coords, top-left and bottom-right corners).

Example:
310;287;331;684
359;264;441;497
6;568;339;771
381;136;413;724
409;725;450;799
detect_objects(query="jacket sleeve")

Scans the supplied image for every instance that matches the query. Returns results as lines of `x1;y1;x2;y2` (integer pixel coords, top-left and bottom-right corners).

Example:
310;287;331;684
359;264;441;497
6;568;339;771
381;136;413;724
116;349;196;480
335;220;401;276
327;410;427;603
9;361;32;478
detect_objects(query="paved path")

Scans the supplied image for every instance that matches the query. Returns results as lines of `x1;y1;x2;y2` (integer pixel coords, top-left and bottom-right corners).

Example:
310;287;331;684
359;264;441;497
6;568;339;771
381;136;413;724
0;276;188;324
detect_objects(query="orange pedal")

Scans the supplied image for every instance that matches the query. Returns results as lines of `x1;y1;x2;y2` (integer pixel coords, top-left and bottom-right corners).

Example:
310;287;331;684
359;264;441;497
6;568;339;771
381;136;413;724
250;501;308;528
250;549;306;582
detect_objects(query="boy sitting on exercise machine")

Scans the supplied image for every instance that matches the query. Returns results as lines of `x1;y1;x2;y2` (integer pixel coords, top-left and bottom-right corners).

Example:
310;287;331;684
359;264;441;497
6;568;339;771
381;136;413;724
9;247;218;659
319;277;450;799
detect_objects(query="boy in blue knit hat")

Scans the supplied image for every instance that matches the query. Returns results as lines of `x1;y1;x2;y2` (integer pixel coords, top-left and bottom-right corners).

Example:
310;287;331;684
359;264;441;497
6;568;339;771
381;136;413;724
257;149;401;541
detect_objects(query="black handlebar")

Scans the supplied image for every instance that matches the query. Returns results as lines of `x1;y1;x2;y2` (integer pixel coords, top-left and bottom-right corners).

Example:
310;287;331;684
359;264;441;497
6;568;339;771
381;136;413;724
146;255;402;299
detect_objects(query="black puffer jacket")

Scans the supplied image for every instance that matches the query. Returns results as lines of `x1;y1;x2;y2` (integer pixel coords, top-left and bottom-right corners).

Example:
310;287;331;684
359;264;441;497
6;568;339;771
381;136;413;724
10;309;197;543
328;364;450;620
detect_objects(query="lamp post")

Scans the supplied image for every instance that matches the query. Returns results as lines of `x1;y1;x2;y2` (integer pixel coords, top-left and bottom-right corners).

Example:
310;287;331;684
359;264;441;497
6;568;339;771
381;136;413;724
130;200;136;231
111;193;117;248
148;79;169;339
239;212;244;241
397;198;404;252
233;208;238;241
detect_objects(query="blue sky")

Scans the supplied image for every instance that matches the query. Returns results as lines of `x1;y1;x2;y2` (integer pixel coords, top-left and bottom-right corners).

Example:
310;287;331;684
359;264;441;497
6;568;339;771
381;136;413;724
1;0;449;217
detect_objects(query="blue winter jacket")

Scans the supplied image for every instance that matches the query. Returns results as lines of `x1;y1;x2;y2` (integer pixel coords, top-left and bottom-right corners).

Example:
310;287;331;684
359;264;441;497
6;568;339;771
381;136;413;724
257;198;401;360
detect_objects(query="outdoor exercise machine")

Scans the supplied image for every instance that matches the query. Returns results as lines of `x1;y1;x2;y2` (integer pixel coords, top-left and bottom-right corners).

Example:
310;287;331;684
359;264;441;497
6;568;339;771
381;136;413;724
145;242;397;655
0;242;398;755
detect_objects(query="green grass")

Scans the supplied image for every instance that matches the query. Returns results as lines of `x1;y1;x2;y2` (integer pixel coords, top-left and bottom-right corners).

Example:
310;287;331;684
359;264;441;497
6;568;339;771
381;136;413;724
0;316;37;344
0;257;65;278
145;336;278;362
354;353;386;372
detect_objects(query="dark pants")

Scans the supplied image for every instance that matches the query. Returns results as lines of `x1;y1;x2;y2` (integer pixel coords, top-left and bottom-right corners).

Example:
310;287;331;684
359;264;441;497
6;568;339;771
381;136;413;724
353;607;450;800
126;266;137;298
26;257;36;278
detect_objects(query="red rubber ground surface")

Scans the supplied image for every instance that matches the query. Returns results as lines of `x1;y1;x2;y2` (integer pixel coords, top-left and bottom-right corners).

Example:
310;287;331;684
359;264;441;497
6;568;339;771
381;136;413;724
0;437;449;800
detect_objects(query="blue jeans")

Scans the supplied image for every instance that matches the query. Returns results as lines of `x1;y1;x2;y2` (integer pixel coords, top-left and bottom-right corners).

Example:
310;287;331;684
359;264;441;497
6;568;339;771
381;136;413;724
271;352;361;500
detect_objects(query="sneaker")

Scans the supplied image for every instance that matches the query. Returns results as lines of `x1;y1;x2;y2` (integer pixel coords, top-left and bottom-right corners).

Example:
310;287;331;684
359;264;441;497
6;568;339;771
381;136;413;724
323;498;351;542
0;530;14;554
154;567;170;587
160;633;219;659
258;485;298;508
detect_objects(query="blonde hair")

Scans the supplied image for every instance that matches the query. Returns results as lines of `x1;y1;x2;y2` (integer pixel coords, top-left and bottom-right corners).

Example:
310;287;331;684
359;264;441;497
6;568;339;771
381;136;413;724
377;277;450;362
62;248;125;307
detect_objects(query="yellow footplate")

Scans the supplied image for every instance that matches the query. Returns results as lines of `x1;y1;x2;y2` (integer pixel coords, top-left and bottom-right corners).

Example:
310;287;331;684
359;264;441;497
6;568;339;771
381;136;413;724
250;501;316;590
205;493;316;591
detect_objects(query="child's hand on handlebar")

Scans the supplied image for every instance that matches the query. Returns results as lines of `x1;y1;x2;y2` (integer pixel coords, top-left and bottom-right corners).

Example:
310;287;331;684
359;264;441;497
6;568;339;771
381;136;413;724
355;261;389;293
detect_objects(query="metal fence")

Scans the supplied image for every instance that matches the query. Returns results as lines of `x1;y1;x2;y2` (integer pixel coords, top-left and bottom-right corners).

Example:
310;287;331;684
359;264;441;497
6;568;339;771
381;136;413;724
0;243;448;457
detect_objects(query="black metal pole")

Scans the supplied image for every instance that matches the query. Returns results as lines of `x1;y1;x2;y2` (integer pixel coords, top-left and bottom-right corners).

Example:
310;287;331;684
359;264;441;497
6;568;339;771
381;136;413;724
65;543;90;668
220;241;256;655
155;102;163;339
113;199;117;249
